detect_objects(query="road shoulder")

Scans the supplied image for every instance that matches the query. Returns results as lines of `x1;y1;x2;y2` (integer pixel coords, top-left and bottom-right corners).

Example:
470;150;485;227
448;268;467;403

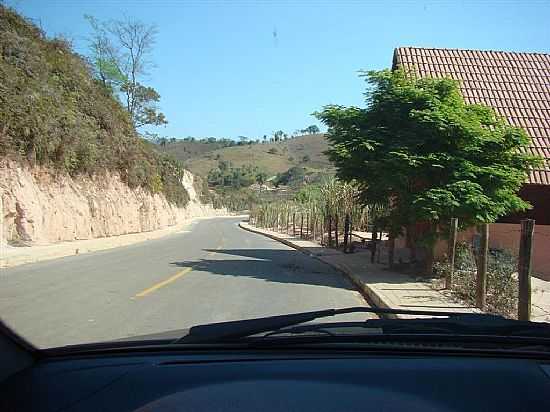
239;221;481;319
1;215;239;269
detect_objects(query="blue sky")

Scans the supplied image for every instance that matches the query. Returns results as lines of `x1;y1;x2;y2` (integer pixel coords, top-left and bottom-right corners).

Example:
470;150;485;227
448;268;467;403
10;0;550;140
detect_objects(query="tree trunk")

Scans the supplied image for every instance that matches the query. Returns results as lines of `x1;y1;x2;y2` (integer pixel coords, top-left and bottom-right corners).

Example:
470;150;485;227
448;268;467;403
388;236;395;268
424;244;435;276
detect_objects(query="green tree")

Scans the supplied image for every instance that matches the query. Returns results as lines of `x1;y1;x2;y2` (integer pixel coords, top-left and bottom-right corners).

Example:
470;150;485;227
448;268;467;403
316;69;541;273
85;15;167;128
256;171;268;186
307;125;320;134
273;130;284;141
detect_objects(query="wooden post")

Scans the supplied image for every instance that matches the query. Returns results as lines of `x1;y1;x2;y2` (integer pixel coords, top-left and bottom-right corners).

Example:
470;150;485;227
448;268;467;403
348;218;353;248
300;213;304;238
334;216;339;248
305;213;309;239
292;213;296;236
321;217;325;245
328;215;332;247
288;212;290;233
370;240;377;263
343;214;350;252
446;218;458;289
518;219;535;321
476;223;489;309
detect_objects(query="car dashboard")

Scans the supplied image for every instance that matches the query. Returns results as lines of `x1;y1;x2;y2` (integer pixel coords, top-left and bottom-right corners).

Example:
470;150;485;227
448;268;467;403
2;349;550;411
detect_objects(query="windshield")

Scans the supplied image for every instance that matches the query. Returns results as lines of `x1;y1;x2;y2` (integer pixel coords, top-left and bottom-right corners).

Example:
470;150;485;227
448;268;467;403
1;0;549;350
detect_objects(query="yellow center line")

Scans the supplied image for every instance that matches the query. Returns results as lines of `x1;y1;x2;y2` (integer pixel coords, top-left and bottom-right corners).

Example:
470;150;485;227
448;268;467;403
135;267;193;297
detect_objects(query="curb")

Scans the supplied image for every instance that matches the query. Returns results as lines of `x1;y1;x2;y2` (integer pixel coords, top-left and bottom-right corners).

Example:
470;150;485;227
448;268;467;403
238;221;315;256
238;221;396;317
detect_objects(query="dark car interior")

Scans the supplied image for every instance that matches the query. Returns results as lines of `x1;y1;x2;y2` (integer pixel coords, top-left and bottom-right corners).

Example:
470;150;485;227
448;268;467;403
2;317;550;412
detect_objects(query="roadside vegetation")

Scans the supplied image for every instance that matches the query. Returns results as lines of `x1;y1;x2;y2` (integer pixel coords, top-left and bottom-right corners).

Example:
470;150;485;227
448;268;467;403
316;69;542;273
250;179;371;249
433;244;519;318
0;5;189;206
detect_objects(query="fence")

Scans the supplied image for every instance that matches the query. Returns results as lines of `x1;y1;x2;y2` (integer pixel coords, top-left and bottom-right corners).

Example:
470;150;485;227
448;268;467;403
251;204;540;320
433;219;537;320
249;199;382;253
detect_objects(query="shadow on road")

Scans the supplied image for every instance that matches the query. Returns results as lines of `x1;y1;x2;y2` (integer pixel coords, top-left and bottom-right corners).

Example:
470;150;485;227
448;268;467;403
170;248;355;290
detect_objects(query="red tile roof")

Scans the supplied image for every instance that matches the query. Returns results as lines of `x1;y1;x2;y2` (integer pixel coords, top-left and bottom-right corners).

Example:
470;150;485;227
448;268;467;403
393;47;550;186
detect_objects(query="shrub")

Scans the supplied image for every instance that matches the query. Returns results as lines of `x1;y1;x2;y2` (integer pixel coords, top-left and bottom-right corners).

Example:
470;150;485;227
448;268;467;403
433;242;518;318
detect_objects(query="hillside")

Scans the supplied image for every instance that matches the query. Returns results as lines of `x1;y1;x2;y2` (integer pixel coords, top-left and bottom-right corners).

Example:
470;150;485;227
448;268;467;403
158;140;232;162
163;134;333;178
0;5;191;206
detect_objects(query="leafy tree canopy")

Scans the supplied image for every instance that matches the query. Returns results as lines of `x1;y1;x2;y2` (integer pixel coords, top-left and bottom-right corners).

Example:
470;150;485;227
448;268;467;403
315;69;542;241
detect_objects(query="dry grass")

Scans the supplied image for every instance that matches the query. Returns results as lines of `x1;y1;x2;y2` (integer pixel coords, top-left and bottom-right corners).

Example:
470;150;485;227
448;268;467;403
433;243;519;318
173;134;331;178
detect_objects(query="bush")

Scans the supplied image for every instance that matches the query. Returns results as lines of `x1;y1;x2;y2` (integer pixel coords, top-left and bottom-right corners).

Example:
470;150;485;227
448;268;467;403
274;166;306;187
433;242;518;318
268;148;278;155
207;162;266;190
210;187;259;212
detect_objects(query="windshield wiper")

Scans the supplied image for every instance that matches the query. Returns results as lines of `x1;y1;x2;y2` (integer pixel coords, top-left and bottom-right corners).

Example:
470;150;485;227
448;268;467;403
261;317;550;340
175;307;529;344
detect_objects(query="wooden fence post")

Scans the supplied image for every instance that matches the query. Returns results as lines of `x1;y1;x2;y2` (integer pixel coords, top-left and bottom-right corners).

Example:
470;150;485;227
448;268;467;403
518;219;535;321
349;218;353;247
292;213;296;236
300;213;304;238
446;218;458;289
305;213;309;239
343;214;350;252
286;212;290;235
476;223;489;309
328;215;332;247
334;216;339;248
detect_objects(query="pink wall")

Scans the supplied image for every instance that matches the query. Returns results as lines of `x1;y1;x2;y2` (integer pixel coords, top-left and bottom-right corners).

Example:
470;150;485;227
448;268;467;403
489;223;550;281
433;223;550;281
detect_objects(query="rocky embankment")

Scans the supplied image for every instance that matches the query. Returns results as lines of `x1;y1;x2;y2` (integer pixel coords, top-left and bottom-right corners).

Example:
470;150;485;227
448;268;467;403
1;160;226;246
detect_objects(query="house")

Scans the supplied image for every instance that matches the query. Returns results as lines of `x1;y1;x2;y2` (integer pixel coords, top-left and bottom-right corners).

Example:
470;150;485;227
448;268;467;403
392;47;550;279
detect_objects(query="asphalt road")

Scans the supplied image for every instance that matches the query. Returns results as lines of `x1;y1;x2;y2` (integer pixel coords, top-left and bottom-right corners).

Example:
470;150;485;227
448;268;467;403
0;217;372;348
